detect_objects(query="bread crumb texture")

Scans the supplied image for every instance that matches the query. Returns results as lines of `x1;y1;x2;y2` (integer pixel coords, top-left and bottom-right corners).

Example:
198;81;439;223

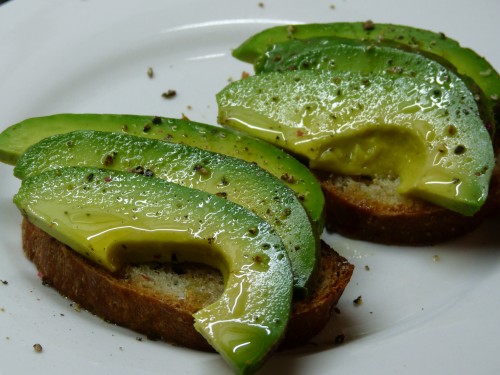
124;263;224;307
332;175;428;208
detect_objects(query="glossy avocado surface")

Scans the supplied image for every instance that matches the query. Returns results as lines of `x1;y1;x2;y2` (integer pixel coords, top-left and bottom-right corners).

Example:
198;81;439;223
14;167;293;375
0;113;324;229
15;130;319;293
232;22;500;127
217;69;495;216
254;37;494;129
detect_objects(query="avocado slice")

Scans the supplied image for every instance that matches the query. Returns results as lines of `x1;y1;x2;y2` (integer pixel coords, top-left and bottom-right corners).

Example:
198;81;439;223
232;22;500;126
14;130;318;293
217;69;495;216
254;38;494;131
14;166;293;375
0;113;324;229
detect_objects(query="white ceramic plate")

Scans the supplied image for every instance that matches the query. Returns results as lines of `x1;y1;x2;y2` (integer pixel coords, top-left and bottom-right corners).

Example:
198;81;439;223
0;0;499;374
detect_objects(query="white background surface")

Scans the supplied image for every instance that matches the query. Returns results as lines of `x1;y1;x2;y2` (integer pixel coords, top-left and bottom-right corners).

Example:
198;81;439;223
0;0;499;374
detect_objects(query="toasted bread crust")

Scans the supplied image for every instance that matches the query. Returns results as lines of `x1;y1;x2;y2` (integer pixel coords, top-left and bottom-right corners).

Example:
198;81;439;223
316;171;486;245
314;136;500;245
22;219;210;350
21;218;354;351
317;172;499;245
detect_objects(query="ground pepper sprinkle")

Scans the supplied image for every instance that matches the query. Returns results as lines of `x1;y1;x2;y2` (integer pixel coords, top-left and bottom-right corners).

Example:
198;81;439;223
162;90;177;99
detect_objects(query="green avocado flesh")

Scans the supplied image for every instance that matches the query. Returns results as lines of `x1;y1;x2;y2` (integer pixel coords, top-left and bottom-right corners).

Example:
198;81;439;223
0;113;324;229
232;22;500;125
254;38;494;129
217;69;495;216
14;130;318;292
14;167;293;375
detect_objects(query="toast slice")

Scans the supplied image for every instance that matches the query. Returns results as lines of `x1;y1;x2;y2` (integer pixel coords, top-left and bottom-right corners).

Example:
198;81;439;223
21;218;354;351
316;137;500;245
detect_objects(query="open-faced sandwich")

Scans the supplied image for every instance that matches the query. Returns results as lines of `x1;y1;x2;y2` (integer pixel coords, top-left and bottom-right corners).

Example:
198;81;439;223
0;21;498;375
0;115;353;375
217;21;500;245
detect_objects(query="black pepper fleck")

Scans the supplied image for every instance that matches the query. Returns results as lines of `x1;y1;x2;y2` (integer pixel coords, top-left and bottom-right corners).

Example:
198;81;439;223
248;227;258;236
132;166;145;175
281;173;296;183
454;145;466;154
194;164;210;176
281;207;292;218
363;20;375;30
334;334;345;344
162;90;177;99
353;295;363;305
447;125;457;136
103;153;117;166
